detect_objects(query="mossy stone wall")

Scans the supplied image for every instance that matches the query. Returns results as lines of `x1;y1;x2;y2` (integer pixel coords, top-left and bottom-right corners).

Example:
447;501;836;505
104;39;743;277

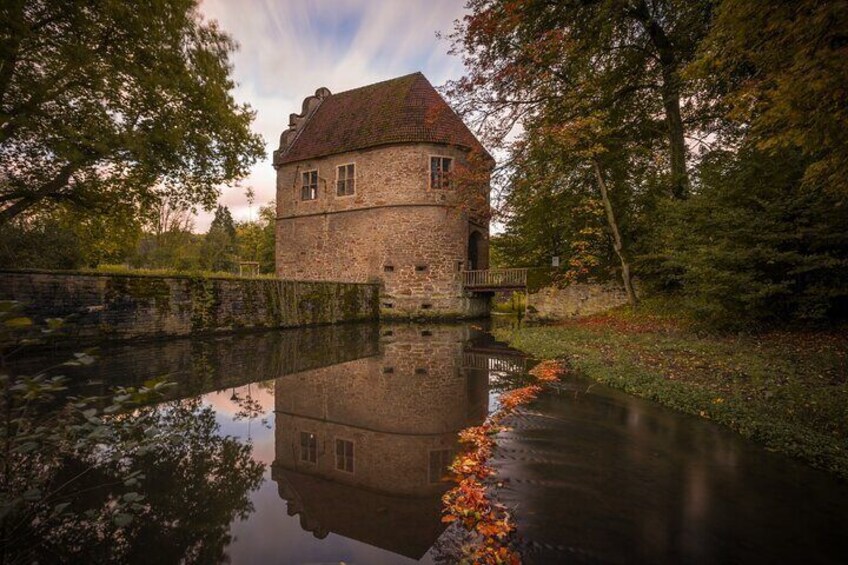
0;270;379;341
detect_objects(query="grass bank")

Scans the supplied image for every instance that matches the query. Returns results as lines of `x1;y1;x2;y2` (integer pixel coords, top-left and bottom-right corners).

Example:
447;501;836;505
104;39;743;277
494;305;848;480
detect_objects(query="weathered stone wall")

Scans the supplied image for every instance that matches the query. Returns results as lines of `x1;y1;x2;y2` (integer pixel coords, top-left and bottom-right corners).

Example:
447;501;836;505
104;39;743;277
276;143;490;317
0;270;379;341
527;283;630;320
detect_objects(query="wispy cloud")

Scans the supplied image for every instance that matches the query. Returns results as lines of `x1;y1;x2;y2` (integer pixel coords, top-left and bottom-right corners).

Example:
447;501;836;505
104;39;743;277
196;0;467;230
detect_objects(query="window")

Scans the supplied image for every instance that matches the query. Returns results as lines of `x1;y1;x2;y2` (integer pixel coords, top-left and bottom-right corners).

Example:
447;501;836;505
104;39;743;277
430;156;452;189
336;163;355;196
429;449;453;483
335;439;354;473
415;265;428;272
301;170;318;200
384;265;394;273
299;431;317;463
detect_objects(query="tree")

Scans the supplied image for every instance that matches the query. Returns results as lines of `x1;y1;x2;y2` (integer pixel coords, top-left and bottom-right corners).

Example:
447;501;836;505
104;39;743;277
445;0;713;200
0;201;143;269
131;195;202;271
235;201;276;273
200;205;236;272
0;308;265;563
688;0;848;195
651;146;848;326
0;0;265;222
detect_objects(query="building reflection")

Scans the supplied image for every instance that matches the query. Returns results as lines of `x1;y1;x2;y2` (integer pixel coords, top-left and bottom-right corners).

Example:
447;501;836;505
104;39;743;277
271;325;490;560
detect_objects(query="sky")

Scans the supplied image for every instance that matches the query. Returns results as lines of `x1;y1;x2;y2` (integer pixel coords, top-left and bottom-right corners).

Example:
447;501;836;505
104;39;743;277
196;0;470;231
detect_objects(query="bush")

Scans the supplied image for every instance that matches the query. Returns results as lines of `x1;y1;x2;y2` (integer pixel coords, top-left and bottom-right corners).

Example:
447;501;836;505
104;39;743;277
645;147;848;327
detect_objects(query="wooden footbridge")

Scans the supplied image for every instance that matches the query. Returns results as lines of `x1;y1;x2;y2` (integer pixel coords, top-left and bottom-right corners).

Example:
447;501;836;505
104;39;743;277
463;348;530;375
463;268;528;292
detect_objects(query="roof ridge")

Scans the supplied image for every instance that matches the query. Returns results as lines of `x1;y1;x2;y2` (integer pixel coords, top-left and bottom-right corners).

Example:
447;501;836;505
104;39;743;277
330;71;423;97
276;72;492;166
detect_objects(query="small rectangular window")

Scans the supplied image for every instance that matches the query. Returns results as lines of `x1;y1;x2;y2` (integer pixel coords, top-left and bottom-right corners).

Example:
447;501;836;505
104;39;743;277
335;439;354;473
384;265;394;273
415;265;428;272
301;170;318;200
430;156;453;189
299;431;317;463
336;163;355;196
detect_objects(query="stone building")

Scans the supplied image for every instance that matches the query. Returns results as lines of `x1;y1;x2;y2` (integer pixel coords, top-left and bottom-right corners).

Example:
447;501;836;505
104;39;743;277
273;72;493;317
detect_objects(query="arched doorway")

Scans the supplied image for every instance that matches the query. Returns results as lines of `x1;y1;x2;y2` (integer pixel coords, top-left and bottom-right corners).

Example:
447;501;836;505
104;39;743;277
467;230;485;270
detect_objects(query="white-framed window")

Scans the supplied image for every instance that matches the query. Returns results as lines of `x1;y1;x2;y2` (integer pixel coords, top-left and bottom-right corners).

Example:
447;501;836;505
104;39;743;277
301;170;318;200
335;438;354;473
299;431;317;463
336;163;355;196
430;156;453;189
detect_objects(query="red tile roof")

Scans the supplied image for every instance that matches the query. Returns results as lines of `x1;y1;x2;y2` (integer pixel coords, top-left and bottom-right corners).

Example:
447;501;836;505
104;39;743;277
277;72;491;165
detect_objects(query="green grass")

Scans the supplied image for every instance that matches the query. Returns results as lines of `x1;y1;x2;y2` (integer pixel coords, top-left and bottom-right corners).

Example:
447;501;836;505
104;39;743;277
495;306;848;479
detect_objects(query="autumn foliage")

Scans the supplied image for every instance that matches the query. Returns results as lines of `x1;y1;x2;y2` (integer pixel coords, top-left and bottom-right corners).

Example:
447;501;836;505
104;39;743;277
441;360;565;564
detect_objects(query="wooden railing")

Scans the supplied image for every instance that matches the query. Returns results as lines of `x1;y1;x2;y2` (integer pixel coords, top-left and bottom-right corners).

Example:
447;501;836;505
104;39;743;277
463;268;528;290
463;351;529;374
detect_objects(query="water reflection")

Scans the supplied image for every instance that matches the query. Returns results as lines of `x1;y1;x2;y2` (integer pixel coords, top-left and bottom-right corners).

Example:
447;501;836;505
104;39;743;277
272;324;488;559
491;376;848;564
11;321;848;564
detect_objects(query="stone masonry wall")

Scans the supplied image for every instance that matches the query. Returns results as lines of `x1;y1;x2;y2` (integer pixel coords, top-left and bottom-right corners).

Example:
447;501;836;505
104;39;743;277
527;283;629;320
0;270;379;341
276;143;490;317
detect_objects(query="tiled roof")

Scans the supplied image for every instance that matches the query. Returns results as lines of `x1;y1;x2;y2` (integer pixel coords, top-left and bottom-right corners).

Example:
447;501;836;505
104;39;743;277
277;72;491;164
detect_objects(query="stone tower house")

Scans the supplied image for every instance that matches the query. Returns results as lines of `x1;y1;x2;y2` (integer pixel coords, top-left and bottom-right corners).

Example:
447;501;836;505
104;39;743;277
273;72;492;317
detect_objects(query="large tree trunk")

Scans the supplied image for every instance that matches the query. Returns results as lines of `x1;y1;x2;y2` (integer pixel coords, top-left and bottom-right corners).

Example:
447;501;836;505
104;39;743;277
631;0;690;199
592;159;638;307
661;68;690;200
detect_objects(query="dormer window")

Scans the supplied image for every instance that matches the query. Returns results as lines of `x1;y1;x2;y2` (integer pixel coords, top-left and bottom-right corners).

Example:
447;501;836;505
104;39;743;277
301;170;318;200
430;156;452;189
336;163;355;196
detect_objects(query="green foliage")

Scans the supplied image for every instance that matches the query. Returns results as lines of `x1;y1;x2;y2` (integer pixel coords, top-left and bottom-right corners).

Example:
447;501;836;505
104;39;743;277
451;0;846;327
689;0;848;195
0;0;265;222
647;147;848;326
200;205;237;272
235;201;276;274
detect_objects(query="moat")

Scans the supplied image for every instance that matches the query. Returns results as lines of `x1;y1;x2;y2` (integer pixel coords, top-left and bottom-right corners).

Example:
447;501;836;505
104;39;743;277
6;321;848;564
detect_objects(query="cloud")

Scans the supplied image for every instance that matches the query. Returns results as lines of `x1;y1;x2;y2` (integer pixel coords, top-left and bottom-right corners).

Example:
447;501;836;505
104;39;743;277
195;0;468;231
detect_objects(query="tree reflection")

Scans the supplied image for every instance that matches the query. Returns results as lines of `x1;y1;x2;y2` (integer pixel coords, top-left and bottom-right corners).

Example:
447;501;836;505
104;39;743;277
1;386;264;564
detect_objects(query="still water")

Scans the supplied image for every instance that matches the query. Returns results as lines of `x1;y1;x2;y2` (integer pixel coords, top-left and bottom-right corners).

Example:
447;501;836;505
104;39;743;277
9;321;848;563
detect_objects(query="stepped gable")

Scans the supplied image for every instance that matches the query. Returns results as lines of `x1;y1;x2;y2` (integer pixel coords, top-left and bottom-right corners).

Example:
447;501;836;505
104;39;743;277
274;72;490;165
